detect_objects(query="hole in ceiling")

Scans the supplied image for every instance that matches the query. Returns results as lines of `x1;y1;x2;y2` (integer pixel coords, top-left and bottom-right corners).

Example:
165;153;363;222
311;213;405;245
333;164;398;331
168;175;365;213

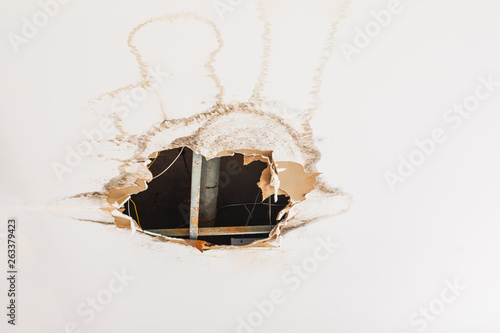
122;146;290;246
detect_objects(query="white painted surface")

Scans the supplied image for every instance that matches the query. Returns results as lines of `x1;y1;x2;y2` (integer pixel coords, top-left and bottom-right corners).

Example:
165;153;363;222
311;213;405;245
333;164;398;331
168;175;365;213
1;0;500;332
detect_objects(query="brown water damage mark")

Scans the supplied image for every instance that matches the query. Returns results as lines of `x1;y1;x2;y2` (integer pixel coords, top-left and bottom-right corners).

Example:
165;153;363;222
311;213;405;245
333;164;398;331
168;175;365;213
300;0;351;172
73;218;114;225
87;12;225;140
250;0;272;102
250;0;351;172
127;12;225;105
67;2;353;251
308;0;350;115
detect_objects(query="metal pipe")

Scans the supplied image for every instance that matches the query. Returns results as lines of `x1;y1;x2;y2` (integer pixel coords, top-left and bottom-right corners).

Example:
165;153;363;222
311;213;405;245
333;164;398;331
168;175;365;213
189;152;203;239
199;157;220;227
149;225;272;237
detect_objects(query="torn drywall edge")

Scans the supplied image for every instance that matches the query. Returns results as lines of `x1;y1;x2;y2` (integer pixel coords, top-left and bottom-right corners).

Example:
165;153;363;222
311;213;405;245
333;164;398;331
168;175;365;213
280;183;353;232
217;149;281;200
107;178;150;208
257;160;320;203
274;161;320;202
48;193;116;224
216;149;320;203
103;147;317;250
142;229;280;252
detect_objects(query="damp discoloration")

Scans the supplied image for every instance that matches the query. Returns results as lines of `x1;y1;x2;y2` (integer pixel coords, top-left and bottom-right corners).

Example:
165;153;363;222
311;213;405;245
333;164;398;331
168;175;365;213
64;1;352;250
250;0;272;102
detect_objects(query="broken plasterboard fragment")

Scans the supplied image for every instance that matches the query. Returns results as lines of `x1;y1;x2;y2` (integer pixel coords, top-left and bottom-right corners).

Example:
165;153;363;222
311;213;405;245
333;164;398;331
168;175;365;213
257;160;320;203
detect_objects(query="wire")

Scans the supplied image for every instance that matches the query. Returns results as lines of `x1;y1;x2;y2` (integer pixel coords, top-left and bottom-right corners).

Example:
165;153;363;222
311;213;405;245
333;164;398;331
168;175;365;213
152;147;185;179
242;204;251;215
217;202;286;210
129;198;143;230
245;191;261;226
147;152;160;169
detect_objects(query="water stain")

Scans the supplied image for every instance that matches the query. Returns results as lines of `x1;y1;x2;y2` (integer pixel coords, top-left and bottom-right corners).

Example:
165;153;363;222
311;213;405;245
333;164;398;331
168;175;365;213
65;1;352;250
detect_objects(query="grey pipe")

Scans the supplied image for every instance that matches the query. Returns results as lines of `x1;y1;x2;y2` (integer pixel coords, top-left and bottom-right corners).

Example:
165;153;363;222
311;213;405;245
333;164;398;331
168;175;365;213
199;156;221;227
